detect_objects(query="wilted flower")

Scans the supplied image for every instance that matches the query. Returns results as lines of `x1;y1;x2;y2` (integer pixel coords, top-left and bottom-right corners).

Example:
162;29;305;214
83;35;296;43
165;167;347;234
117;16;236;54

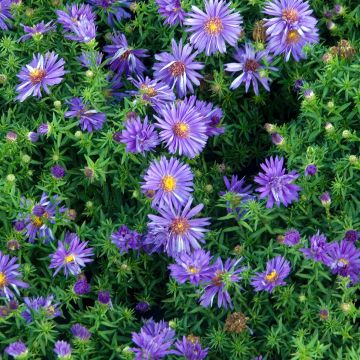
251;255;291;292
49;232;94;277
21;295;61;323
16;52;66;102
185;0;243;56
344;230;359;243
319;309;329;320
19;20;56;41
5;341;28;359
54;341;71;359
224;312;249;333
155;0;186;26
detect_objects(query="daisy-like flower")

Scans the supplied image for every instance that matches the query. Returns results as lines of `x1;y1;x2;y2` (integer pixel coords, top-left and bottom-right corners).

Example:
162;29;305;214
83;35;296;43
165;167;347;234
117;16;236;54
184;0;243;56
21;295;61;323
65;18;97;43
19;21;56;42
200;257;245;309
16;52;66;102
5;341;28;359
155;0;186;26
263;0;319;61
225;43;277;95
89;0;130;26
78;51;103;68
154;101;208;158
103;32;148;77
300;231;330;263
283;229;301;246
129;76;176;110
130;319;176;360
153;39;204;98
54;341;71;359
65;97;106;132
119;115;160;155
111;225;142;253
141;156;193;209
169;249;213;285
56;3;95;31
344;230;359;243
148;197;210;257
49;232;94;277
71;323;91;341
173;336;208;360
251;255;291;292
0;0;13;30
254;156;301;208
0;251;28;299
323;240;360;284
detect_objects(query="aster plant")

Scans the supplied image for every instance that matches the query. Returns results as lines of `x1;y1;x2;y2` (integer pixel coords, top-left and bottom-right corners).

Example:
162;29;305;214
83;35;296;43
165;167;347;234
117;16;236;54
155;0;186;26
19;21;56;42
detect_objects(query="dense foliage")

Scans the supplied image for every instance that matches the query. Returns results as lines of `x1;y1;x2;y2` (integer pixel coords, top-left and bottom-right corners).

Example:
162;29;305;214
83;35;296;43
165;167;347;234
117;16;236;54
0;0;360;359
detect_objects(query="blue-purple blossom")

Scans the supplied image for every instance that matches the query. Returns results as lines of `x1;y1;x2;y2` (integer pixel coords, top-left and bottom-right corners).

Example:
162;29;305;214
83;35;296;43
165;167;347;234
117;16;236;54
51;165;66;179
141;156;193;209
169;249;213;285
111;225;142;253
173;336;208;360
153;39;204;98
56;4;95;31
89;0;130;26
200;257;245;309
130;319;176;360
254;156;301;208
0;251;28;299
135;301;150;313
73;277;90;295
320;191;331;206
155;0;186;26
5;341;28;358
251;255;291;292
283;229;301;246
185;0;243;56
0;0;13;30
71;323;91;341
21;295;61;323
16;52;66;102
65;18;97;43
305;163;317;176
49;232;94;277
19;21;56;42
98;290;111;305
344;230;359;243
54;340;71;359
225;43;277;95
300;231;330;263
78;51;103;68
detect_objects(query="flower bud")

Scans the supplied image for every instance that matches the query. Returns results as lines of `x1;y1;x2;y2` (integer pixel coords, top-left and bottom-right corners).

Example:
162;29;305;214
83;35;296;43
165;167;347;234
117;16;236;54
0;74;7;84
75;130;83;138
168;320;177;329
305;164;317;176
271;132;284;145
342;130;351;139
264;123;276;134
322;53;333;63
54;100;61;109
327;101;334;109
319;309;329;320
21;154;31;163
6;174;15;182
349;155;358;164
325;122;334;133
205;184;213;193
7;239;20;251
6;131;17;142
303;89;315;100
27;131;39;142
326;21;336;30
37;123;50;135
85;70;94;78
320;192;331;206
334;4;344;15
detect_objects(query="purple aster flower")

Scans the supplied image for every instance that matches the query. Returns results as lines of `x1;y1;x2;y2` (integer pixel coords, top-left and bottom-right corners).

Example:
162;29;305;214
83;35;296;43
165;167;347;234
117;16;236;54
73;277;90;295
320;191;331;206
54;340;71;359
71;323;91;341
263;0;319;61
129;76;176;110
13;220;26;232
323;240;360;284
119;115;159;155
173;336;208;360
49;232;94;277
155;0;186;26
89;0;130;26
184;0;243;56
5;341;28;358
155;101;208;158
142;229;170;255
253;356;263;360
65;18;96;43
103;32;148;77
251;255;291;292
21;295;61;323
0;251;28;299
20;192;65;243
27;131;39;142
7;240;20;251
135;301;150;313
148;197;210;257
98;290;111;305
6;131;17;142
130;319;176;360
283;229;300;246
51;165;66;179
225;44;277;95
16;52;66;102
78;51;103;68
169;249;213;285
300;231;330;263
254;156;301;208
0;0;13;30
344;230;359;243
219;175;254;218
293;78;304;92
65;97;106;132
111;225;141;253
271;132;284;145
305;163;317;176
38;123;50;135
153;39;204;98
56;3;95;31
141;156;193;209
19;21;56;42
200;257;245;308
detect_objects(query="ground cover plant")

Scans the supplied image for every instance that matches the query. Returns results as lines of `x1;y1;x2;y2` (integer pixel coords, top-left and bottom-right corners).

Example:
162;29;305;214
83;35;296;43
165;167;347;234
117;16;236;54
0;0;360;359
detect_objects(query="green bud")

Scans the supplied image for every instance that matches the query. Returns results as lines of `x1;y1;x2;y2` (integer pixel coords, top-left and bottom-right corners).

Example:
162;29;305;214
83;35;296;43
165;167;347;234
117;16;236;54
54;100;61;109
6;174;16;182
325;122;334;133
22;154;31;163
349;155;358;164
342;130;351;139
75;130;83;138
205;184;213;193
86;70;94;78
327;101;334;109
0;74;7;84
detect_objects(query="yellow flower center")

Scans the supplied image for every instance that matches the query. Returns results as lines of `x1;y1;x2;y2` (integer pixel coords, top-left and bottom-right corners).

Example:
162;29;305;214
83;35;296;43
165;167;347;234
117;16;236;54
29;68;46;84
204;17;224;35
65;254;75;263
32;216;44;228
0;272;7;287
286;30;300;44
140;84;157;97
47;305;55;315
171;217;190;235
282;8;299;23
170;61;186;77
187;266;199;274
265;270;278;283
339;258;349;266
173;122;189;138
161;175;177;192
